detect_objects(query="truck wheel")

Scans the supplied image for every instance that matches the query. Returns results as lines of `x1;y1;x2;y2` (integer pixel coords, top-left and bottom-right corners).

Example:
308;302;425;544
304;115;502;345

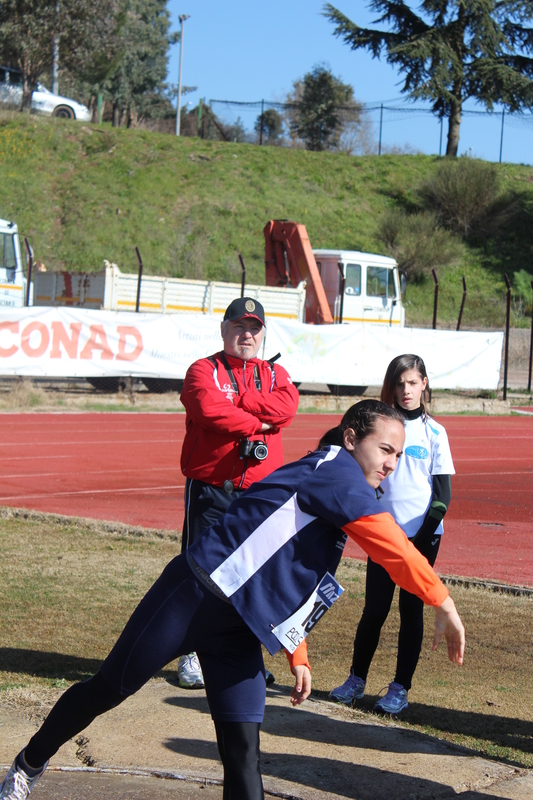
327;384;368;396
86;377;125;392
52;105;75;119
142;378;184;393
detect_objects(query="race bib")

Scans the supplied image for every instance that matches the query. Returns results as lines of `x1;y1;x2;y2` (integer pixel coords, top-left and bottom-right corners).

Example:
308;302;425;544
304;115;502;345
271;573;344;653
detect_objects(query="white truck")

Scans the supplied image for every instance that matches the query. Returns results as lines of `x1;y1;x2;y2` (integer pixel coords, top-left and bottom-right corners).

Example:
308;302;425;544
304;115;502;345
5;214;404;327
0;218;26;308
313;249;404;326
32;262;308;322
31;252;404;327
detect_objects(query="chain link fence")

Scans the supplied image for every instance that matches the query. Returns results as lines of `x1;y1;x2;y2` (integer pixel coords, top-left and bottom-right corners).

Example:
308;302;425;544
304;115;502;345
206;99;533;163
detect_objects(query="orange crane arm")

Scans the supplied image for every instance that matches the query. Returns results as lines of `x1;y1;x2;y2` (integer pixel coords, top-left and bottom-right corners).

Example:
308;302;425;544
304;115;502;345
264;220;333;325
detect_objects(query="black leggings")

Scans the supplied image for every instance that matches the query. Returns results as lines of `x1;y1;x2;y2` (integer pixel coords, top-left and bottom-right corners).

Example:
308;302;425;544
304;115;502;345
351;528;441;691
23;555;266;800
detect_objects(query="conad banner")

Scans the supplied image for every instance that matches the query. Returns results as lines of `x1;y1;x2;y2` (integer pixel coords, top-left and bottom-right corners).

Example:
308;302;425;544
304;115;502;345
0;308;503;389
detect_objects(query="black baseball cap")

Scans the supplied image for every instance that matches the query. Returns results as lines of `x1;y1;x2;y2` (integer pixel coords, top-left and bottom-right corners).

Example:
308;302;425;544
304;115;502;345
223;297;265;326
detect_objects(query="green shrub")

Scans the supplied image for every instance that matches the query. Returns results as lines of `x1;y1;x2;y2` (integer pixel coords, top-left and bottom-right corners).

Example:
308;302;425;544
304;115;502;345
377;208;464;281
512;268;533;318
418;158;520;239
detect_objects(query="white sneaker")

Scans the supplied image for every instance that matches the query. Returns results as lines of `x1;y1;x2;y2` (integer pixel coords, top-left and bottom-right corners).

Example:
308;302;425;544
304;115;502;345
0;756;48;800
177;652;204;689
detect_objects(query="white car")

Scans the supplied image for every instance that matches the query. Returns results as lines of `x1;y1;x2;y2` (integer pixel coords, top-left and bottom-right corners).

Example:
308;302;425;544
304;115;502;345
0;66;91;121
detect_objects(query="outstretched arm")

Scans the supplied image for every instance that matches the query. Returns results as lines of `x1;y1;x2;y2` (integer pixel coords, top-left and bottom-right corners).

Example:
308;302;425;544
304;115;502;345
343;513;465;665
433;595;465;665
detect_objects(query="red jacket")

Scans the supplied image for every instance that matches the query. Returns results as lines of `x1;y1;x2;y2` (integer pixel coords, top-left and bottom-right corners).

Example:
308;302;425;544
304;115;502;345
180;351;299;489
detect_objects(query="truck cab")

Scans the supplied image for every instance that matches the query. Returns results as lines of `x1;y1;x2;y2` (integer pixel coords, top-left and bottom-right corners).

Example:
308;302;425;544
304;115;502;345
312;249;404;326
0;218;25;308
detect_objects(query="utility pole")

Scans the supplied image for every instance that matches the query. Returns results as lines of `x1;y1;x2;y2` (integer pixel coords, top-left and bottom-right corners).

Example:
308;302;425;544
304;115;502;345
52;1;59;94
175;14;190;136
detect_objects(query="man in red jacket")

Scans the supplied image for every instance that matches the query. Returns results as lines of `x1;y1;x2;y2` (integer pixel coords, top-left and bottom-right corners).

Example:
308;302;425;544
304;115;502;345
177;296;299;688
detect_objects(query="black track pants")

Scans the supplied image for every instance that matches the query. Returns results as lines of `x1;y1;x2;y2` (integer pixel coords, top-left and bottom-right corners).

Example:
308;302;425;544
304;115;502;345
351;528;441;691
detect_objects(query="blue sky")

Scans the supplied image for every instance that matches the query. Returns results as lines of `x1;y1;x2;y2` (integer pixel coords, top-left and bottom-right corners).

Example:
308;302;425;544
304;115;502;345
166;0;533;165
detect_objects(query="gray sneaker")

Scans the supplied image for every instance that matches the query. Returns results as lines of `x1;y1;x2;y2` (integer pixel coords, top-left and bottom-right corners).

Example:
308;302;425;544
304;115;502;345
373;681;408;715
329;673;366;705
0;756;48;800
177;653;204;689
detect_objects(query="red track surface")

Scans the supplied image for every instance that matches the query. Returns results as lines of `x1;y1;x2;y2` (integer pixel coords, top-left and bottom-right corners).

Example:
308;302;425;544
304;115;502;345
0;413;532;586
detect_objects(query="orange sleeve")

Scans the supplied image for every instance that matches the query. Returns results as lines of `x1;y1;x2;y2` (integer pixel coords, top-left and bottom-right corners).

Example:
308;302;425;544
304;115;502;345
342;513;449;607
284;639;311;672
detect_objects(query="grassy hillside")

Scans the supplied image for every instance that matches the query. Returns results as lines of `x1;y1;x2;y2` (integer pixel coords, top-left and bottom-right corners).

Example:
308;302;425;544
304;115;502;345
1;111;533;328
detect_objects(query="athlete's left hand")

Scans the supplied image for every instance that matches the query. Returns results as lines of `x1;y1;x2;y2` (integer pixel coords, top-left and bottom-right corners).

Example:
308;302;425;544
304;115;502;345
433;595;465;665
290;665;311;705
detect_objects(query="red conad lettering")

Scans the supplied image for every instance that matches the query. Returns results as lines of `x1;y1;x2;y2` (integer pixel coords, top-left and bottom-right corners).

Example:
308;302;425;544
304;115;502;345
80;325;114;360
116;326;143;361
21;322;50;358
0;321;19;357
50;322;82;359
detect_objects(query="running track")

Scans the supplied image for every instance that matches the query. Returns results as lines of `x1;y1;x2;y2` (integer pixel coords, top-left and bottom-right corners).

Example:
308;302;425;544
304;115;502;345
0;413;531;587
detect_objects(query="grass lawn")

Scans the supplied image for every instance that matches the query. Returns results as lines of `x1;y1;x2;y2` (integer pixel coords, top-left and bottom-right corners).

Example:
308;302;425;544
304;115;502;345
1;112;533;329
0;513;531;768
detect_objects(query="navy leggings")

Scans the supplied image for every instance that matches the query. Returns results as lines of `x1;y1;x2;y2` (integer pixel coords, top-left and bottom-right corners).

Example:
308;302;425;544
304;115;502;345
24;555;266;799
351;528;441;691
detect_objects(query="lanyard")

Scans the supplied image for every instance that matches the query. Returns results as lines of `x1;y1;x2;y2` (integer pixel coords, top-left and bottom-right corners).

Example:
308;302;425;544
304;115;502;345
219;353;261;397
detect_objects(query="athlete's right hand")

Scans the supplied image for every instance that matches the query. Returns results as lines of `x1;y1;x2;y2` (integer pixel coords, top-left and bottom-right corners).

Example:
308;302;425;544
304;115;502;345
290;665;311;705
433;595;465;665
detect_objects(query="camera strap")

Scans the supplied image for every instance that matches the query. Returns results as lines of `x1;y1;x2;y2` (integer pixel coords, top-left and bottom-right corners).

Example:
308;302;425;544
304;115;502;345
210;353;262;403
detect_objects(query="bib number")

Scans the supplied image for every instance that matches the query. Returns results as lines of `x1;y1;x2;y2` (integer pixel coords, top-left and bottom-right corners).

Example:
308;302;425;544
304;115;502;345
271;573;344;653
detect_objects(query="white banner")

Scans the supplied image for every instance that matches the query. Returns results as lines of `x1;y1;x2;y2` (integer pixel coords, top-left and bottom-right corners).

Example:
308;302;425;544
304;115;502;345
0;308;503;389
266;319;504;390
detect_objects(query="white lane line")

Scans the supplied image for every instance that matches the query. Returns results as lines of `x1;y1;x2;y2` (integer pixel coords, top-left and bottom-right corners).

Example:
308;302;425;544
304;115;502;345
453;458;533;463
0;467;181;480
453;470;533;476
0;438;184;448
0;484;185;502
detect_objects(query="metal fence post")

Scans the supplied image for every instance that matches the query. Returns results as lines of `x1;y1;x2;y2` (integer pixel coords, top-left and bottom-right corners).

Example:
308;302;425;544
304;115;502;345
337;263;345;323
259;99;264;146
527;281;533;392
378;103;383;156
456;276;467;331
431;269;439;329
503;273;511;400
24;238;33;307
499;109;505;164
135;246;143;312
239;254;246;297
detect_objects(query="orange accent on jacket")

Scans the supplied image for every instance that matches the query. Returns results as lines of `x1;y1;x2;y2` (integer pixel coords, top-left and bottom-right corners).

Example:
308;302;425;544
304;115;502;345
342;513;449;607
283;510;448;669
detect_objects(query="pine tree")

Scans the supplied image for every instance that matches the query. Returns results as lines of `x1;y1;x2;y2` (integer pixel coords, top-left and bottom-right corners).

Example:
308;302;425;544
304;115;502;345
288;64;359;151
323;0;533;156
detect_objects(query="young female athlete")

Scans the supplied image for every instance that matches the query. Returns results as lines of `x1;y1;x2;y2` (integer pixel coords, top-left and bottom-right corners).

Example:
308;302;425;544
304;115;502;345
0;400;464;800
330;356;455;716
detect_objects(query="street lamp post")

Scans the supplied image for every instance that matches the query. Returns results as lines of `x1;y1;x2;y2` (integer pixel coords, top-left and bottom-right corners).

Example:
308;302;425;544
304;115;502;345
175;14;190;136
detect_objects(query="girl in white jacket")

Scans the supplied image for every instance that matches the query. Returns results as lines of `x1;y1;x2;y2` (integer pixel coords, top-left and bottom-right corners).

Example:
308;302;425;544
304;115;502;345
330;355;455;715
